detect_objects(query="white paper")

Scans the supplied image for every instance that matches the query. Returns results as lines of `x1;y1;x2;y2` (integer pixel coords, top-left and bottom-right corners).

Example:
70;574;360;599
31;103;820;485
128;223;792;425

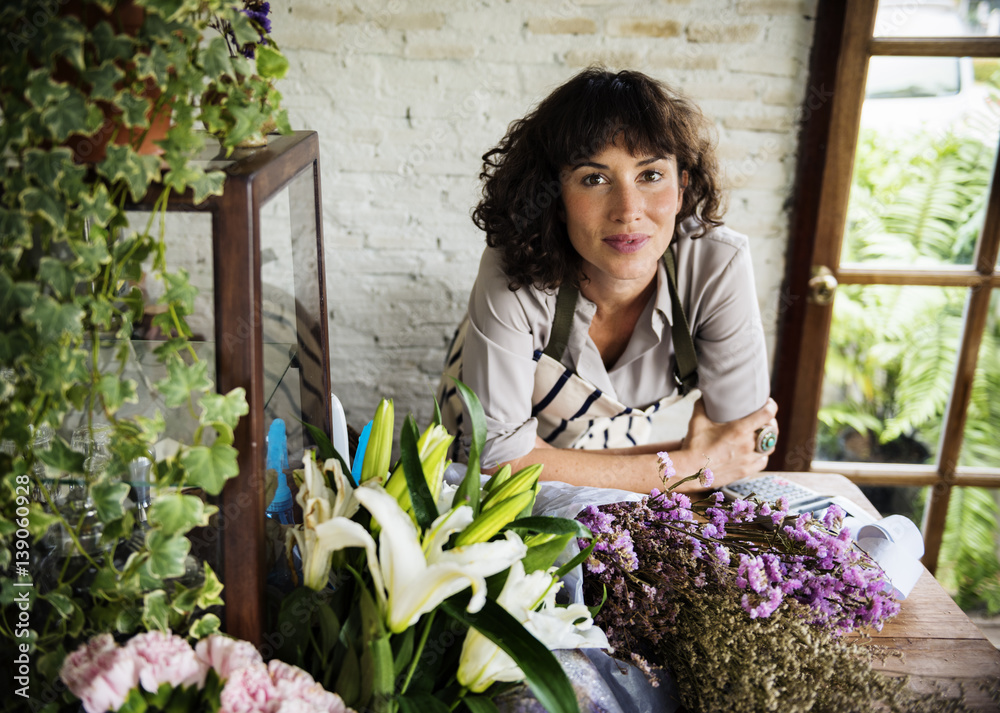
854;514;925;599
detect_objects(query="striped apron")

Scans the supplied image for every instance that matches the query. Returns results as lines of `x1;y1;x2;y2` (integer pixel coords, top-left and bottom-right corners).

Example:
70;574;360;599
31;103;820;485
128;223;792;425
439;246;699;459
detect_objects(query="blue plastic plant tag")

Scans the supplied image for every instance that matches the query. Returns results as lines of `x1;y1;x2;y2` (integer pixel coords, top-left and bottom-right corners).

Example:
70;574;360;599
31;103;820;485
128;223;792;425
352;420;373;484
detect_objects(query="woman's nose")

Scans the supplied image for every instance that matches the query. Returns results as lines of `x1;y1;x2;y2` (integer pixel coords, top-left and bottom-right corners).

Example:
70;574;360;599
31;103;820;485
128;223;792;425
610;183;642;223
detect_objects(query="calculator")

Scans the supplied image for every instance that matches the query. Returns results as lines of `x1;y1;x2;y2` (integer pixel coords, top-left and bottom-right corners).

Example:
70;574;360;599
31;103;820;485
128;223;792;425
721;474;875;525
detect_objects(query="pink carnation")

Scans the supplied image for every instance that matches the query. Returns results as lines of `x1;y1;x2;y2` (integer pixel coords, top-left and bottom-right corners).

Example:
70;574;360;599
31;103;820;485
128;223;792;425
197;634;265;681
267;660;351;713
124;630;207;693
220;662;277;713
60;634;138;713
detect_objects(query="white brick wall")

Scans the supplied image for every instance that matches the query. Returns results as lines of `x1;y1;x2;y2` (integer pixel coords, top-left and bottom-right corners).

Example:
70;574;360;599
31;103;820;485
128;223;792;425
272;0;818;433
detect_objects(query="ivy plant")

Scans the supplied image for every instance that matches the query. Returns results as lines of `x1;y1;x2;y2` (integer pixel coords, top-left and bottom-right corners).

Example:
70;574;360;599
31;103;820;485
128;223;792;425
0;1;290;710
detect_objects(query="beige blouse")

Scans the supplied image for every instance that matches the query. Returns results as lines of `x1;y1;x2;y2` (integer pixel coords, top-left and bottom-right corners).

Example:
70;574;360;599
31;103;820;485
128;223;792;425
457;218;771;465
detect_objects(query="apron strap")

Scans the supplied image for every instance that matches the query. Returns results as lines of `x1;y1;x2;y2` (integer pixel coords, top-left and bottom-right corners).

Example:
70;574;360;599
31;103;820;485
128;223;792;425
543;247;700;395
663;245;699;396
543;282;578;360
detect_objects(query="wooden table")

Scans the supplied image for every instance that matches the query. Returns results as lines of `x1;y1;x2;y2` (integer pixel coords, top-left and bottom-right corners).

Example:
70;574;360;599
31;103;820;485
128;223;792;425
783;472;1000;711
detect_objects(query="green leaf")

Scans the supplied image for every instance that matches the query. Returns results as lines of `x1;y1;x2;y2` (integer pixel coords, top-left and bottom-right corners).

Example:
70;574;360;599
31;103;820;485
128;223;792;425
22;295;84;339
400;415;437;531
555;539;597;579
199;388;249;431
148;492;212;536
202;37;234;79
463;697;500;713
97;372;139;413
255;45;289;80
23;147;73;189
25;68;70;107
180;440;239;495
91;480;131;522
398;694;450;713
587;584;608;620
118;92;151;129
38;257;78;298
20;187;66;230
521;533;574;574
442;598;580;713
155;359;211;407
41;88;92;142
146;530;190;579
97;144;162;202
452;378;485;513
44;591;74;619
189;613;221;639
195;565;225;610
36;435;86;474
0;207;31;249
143;589;171;631
509;517;592;538
27;505;61;538
188;170;226;204
82;61;124;101
135;45;171;88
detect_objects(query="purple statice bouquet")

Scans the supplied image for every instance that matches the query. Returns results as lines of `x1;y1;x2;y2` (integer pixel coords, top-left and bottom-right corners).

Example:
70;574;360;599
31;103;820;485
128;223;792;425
575;460;951;713
60;630;354;713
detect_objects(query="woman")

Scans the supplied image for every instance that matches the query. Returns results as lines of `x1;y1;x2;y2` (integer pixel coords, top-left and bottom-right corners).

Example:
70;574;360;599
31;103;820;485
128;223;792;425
439;67;778;494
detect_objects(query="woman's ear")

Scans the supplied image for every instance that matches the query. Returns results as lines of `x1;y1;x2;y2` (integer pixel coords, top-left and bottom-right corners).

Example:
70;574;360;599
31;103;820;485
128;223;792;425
677;169;689;214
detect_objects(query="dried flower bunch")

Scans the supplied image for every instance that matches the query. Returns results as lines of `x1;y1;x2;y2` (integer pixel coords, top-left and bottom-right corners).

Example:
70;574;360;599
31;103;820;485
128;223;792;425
577;459;966;712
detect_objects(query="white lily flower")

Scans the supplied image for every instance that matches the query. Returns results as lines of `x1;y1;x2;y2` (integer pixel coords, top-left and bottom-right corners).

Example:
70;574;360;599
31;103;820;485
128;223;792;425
287;452;382;594
457;560;610;693
353;485;527;634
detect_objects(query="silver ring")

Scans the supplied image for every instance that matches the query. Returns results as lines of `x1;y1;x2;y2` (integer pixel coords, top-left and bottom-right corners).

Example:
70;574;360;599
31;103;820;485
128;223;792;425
755;425;778;454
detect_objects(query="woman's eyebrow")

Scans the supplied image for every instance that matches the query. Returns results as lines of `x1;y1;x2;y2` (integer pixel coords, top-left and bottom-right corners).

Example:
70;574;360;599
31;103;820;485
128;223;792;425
569;156;668;170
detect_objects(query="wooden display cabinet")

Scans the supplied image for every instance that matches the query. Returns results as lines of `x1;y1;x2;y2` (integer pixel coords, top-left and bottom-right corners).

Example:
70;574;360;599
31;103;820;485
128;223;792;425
125;131;332;645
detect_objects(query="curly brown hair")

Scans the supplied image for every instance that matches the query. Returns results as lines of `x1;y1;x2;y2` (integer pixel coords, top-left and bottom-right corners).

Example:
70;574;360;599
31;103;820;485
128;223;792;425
472;67;723;291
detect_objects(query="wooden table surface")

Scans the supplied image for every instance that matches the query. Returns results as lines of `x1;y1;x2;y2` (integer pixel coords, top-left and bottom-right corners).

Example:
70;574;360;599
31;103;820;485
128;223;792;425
782;472;1000;711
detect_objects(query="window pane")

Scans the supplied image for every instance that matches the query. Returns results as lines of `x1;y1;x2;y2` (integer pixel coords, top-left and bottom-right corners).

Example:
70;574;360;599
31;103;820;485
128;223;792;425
937;486;1000;614
874;2;997;38
960;289;1000;467
816;284;966;465
841;60;999;267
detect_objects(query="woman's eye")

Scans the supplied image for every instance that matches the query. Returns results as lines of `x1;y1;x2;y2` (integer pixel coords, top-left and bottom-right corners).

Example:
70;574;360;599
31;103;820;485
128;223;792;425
582;174;606;186
642;170;663;182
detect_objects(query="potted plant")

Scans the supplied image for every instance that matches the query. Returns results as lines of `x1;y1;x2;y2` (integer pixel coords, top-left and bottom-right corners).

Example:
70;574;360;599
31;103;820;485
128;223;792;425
0;1;290;710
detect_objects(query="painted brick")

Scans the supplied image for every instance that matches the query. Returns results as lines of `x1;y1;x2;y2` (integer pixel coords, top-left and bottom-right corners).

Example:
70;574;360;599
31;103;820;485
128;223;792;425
687;22;762;43
647;49;720;71
736;0;811;14
404;42;477;61
607;18;682;38
564;49;644;68
382;12;446;31
526;17;598;35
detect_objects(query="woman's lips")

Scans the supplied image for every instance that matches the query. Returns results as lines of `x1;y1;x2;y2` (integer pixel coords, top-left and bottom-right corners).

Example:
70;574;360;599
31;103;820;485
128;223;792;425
603;234;650;254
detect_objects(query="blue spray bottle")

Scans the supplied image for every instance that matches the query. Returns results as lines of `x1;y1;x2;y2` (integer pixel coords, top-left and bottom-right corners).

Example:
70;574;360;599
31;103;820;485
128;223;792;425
265;419;294;525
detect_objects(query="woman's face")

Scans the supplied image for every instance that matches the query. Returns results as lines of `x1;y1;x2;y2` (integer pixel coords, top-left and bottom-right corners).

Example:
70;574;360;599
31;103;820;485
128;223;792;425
560;143;686;293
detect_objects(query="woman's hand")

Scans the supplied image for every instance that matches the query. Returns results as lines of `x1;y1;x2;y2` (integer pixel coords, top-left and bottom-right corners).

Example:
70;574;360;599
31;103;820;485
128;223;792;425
681;397;778;488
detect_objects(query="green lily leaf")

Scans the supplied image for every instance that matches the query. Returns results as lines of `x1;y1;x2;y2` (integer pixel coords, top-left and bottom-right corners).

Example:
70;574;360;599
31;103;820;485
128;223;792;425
509;517;592;538
23;295;84;340
143;589;171;631
452;378;486;514
399;415;437;531
179;439;239;496
155;359;211;408
256;45;289;80
82;61;124;102
198;388;248;431
91;480;131;522
146;530;190;579
148;492;213;536
398;694;450;713
555;539;598;579
442;598;580;713
463;696;501;713
521;533;574;574
189;613;221;639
